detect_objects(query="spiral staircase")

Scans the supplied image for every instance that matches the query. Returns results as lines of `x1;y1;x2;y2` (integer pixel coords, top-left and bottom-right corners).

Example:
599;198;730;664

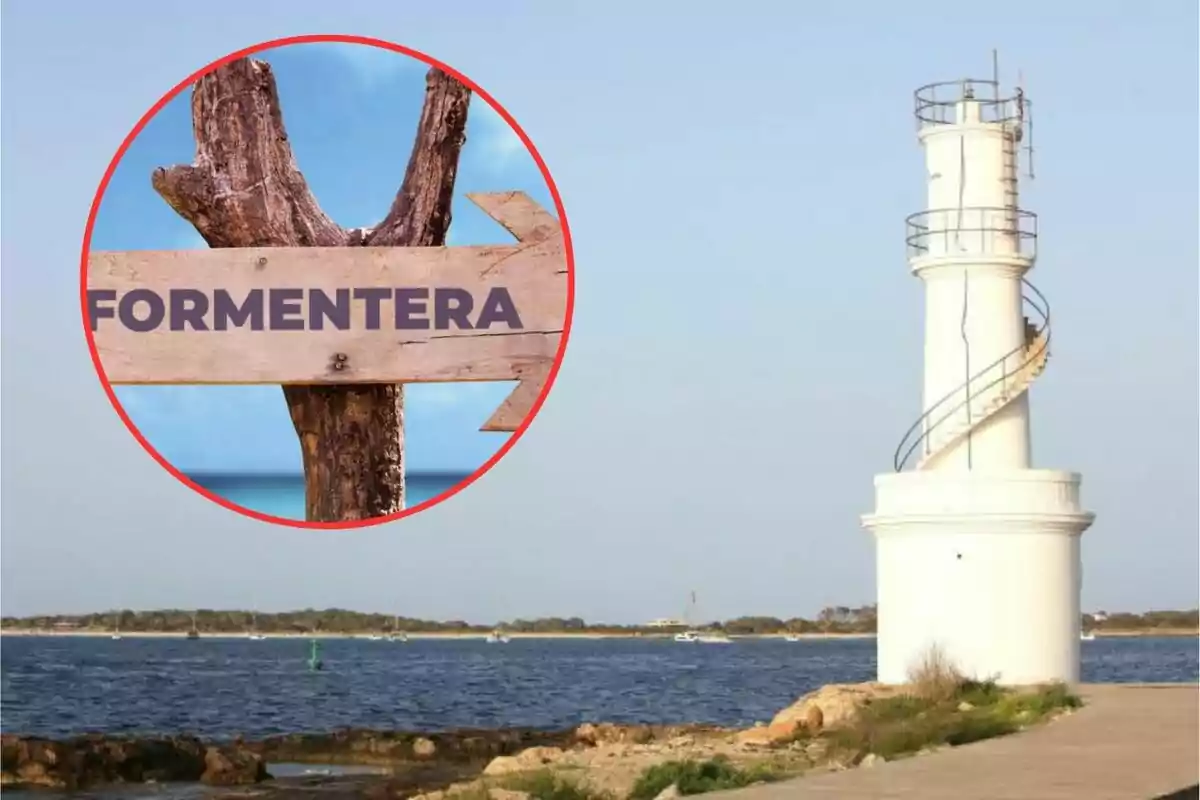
893;279;1051;472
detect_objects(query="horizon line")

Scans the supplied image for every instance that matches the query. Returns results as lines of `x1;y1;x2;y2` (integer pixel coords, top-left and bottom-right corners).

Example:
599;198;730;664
4;606;1194;625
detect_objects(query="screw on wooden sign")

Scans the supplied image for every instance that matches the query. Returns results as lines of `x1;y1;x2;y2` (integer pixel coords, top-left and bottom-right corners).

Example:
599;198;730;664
85;191;568;433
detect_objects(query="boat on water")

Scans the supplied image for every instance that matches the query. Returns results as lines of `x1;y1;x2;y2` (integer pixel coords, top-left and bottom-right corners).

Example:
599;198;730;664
674;629;732;643
365;633;385;641
485;630;511;644
111;614;122;641
186;613;200;640
1080;631;1096;641
388;632;409;643
674;591;733;643
246;613;266;640
783;634;802;643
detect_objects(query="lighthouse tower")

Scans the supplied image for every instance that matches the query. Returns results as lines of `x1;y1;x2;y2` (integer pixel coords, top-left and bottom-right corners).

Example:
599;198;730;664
862;75;1095;686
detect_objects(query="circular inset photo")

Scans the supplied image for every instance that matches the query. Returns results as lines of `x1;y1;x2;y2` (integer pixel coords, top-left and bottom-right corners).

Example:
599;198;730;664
81;35;573;529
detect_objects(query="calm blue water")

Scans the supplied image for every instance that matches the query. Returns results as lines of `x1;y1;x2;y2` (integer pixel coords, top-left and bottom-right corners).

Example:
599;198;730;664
187;473;468;519
1;637;1195;739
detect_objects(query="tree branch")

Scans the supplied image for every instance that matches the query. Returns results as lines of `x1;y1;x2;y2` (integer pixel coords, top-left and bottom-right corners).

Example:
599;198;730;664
152;58;347;248
367;69;471;247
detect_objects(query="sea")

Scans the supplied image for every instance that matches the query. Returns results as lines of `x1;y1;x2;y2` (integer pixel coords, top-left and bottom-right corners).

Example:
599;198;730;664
2;636;1196;740
187;473;469;519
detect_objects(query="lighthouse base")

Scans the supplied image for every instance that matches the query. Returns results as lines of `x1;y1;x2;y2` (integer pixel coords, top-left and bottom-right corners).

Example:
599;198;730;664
862;469;1094;687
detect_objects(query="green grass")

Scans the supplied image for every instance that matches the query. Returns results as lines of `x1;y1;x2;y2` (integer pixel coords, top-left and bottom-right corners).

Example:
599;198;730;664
488;666;1081;800
628;757;784;800
497;769;614;800
821;680;1082;763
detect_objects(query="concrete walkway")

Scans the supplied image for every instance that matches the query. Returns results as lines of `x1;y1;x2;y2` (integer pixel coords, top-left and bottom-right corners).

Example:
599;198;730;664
721;684;1199;800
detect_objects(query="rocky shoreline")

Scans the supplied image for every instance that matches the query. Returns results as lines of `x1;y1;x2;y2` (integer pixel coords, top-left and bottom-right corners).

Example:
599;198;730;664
1;733;269;790
1;682;1081;798
1;723;732;795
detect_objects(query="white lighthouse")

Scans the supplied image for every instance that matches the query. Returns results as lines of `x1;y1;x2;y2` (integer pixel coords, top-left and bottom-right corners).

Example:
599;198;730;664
862;73;1095;686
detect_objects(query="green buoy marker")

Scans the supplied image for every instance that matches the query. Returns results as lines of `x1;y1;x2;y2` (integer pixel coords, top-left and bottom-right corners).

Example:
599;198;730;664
307;638;324;671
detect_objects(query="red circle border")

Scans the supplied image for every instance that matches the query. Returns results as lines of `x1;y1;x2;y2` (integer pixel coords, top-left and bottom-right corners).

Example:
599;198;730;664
78;33;576;531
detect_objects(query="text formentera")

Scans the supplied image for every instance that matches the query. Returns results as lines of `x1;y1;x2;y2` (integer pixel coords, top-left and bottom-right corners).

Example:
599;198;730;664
87;287;523;333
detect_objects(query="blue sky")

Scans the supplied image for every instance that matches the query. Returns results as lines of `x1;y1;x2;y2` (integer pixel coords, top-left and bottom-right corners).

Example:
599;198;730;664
1;1;1195;621
92;41;553;474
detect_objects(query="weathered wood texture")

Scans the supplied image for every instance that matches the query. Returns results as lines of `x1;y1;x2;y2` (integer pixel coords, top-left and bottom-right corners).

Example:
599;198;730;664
481;360;552;432
147;57;472;522
88;195;566;384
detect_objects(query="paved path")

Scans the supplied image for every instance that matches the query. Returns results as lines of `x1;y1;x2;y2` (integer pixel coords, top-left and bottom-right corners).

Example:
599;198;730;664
721;684;1198;800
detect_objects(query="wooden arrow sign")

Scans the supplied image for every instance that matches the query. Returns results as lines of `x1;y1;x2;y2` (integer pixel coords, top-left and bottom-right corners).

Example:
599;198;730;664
85;191;568;432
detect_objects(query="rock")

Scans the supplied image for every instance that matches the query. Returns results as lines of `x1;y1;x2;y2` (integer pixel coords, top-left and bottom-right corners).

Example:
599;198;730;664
517;746;564;767
255;727;578;766
201;745;269;785
733;728;775;748
804;704;825;732
482;756;523;776
667;735;694;748
0;734;265;790
572;723;724;748
653;784;682;800
764;719;800;741
804;740;828;760
0;734;223;789
5;755;65;789
737;704;821;747
575;723;601;746
627;726;654;745
957;701;974;712
859;753;886;768
483;746;564;776
489;790;532;800
769;683;903;733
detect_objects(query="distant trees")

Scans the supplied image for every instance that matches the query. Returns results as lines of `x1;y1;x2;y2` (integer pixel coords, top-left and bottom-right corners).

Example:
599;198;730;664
1;606;1194;635
1083;609;1198;631
505;617;588;633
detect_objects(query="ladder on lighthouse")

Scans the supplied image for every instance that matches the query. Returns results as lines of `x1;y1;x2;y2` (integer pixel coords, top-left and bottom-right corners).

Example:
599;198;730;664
1000;126;1021;236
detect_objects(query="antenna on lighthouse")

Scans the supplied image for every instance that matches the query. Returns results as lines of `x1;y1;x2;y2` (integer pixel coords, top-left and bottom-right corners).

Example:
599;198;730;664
992;49;1000;102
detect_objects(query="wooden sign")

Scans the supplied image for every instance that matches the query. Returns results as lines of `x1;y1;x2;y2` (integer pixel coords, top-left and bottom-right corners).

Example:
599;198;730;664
86;192;568;432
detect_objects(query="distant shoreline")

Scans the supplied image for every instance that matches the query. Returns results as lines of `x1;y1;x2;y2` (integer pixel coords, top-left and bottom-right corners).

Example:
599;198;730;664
1;629;1194;640
0;629;873;641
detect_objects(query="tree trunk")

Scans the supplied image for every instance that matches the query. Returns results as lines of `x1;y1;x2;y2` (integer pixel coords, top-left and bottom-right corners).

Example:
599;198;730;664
153;57;470;522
